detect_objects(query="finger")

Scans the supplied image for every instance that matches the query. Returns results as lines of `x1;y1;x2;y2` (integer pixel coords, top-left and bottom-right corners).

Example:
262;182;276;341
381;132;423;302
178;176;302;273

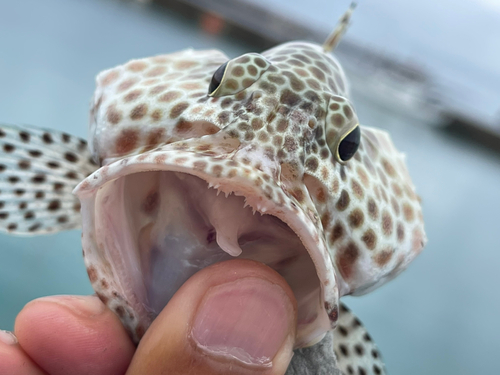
127;259;298;375
14;295;135;375
0;330;47;375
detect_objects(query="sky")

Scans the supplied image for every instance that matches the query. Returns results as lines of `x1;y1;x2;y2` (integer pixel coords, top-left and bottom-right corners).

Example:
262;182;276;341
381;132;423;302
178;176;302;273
251;0;500;122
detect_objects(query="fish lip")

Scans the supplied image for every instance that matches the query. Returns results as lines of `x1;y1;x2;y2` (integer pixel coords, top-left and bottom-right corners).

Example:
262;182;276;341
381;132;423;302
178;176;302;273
75;145;339;346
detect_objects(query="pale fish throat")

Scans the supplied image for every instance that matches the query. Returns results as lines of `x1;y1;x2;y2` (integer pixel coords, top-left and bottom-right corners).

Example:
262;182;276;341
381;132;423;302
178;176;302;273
83;168;330;346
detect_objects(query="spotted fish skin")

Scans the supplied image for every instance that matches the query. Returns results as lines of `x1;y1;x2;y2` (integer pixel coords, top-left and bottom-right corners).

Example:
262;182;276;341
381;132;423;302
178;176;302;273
0;17;425;375
77;40;425;340
333;303;386;375
286;302;386;375
0;124;97;234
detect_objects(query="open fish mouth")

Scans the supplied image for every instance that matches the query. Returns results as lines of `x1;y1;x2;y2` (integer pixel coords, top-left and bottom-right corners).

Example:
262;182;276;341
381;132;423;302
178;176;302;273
75;141;338;347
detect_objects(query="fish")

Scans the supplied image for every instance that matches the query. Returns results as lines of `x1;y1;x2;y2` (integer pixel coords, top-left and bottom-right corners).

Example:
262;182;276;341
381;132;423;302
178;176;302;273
0;4;425;374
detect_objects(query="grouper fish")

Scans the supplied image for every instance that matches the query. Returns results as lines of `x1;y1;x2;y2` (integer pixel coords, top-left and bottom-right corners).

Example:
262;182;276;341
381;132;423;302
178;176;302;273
0;5;426;374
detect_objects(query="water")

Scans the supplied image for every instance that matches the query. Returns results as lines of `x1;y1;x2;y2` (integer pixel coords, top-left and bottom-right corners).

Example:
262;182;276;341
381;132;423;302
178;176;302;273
1;0;500;374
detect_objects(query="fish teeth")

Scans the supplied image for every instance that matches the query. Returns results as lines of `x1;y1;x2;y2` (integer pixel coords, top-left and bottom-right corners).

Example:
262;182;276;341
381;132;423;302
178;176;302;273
243;199;257;215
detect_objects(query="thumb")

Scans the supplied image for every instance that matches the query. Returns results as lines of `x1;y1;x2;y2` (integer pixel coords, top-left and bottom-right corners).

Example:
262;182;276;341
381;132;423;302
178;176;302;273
126;259;297;375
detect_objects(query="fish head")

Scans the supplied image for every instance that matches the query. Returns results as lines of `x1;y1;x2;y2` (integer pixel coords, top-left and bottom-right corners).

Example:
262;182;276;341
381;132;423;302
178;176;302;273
74;41;426;347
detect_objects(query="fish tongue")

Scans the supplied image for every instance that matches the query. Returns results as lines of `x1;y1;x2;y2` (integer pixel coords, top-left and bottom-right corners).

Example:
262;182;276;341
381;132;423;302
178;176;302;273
214;217;243;257
202;189;245;257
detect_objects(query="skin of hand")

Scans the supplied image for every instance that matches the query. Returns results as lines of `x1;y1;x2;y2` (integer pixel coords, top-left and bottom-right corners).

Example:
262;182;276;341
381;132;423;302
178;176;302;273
0;259;298;375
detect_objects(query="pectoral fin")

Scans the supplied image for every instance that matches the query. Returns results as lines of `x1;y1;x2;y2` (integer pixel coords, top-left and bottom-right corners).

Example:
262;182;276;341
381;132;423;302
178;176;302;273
0;124;98;235
333;303;386;375
287;302;386;375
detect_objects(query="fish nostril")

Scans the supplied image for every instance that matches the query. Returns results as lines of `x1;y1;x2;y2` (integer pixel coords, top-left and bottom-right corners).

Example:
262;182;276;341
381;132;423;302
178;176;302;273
251;90;263;100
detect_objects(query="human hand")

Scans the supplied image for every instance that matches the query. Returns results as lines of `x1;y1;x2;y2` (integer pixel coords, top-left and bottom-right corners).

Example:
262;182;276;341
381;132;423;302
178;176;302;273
0;259;297;375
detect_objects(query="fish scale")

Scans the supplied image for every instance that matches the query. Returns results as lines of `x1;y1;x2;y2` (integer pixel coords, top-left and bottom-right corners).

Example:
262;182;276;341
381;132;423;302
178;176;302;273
0;6;426;374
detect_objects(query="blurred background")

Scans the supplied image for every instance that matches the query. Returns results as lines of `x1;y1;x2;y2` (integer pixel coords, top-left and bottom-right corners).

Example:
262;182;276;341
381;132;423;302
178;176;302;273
0;0;499;373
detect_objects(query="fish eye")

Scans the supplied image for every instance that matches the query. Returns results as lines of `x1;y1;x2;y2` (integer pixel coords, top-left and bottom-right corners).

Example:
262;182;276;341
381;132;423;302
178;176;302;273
208;53;270;97
337;125;360;162
208;62;228;96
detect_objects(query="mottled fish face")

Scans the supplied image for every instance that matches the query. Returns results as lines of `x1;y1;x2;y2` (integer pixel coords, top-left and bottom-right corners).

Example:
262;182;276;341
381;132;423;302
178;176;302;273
75;42;425;347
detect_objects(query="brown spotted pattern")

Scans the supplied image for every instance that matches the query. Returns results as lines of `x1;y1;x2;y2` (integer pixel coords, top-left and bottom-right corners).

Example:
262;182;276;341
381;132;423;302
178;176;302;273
0;39;426;358
90;49;229;163
76;41;426;345
333;303;386;375
209;53;271;97
0;124;98;233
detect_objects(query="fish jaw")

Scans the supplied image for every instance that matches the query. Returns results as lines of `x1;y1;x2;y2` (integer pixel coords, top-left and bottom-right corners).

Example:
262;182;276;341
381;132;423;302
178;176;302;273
74;138;339;347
